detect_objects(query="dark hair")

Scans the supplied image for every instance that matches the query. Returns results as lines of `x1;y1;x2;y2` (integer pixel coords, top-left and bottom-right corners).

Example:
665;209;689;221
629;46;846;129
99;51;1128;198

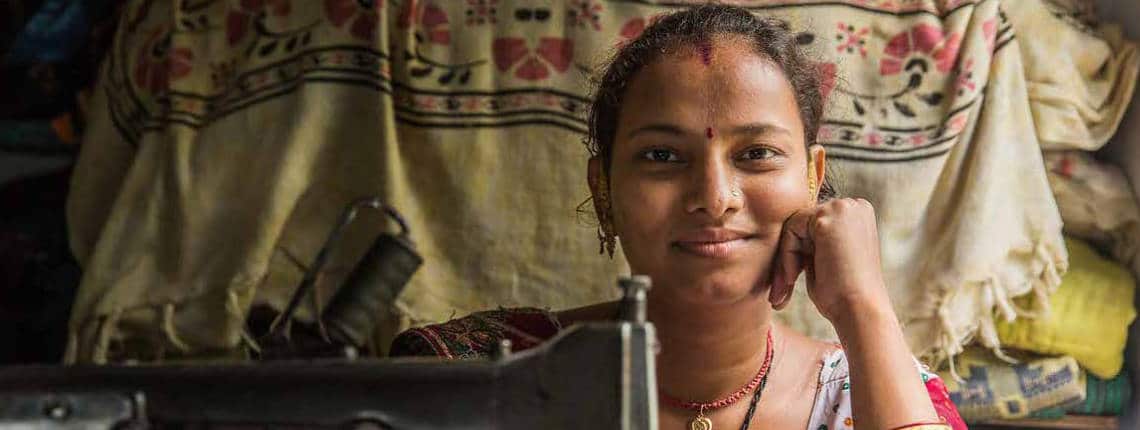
585;3;836;200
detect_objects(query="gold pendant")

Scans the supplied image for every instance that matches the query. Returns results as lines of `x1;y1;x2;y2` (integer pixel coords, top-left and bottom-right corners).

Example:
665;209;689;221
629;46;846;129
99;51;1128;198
689;415;713;430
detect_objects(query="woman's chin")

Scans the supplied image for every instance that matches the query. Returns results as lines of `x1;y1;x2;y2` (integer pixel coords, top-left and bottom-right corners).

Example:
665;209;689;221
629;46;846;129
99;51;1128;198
653;269;771;305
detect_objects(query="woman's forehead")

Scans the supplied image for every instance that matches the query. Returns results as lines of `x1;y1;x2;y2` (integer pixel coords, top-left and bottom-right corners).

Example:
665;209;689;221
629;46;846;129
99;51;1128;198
616;38;803;139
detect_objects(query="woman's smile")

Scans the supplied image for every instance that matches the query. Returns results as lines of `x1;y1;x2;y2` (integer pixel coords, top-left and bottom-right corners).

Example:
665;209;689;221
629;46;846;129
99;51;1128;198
671;228;759;258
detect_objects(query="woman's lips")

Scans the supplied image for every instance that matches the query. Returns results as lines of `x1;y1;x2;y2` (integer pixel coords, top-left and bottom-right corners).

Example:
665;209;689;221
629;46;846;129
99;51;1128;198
672;229;756;258
673;239;751;258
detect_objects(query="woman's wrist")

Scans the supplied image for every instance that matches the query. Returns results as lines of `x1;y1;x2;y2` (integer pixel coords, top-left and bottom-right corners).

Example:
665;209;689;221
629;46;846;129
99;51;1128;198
825;287;897;332
830;292;941;428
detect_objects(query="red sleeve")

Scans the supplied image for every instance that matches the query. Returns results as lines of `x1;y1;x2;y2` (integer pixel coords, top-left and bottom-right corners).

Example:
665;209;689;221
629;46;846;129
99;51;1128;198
925;375;968;430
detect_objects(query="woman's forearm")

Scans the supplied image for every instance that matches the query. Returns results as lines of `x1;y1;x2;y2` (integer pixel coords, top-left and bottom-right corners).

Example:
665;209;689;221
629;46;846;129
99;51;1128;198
833;299;940;429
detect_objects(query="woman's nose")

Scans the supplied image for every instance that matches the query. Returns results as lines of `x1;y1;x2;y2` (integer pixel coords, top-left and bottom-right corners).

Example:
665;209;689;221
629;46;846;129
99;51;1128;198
683;157;741;219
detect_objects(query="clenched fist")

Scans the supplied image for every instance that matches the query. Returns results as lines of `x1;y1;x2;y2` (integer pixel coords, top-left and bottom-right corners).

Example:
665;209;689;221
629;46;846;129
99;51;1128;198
768;198;892;324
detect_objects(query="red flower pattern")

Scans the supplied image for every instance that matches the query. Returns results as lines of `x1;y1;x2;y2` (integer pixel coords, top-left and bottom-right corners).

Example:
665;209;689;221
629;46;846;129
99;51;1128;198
946;112;969;134
818;62;838;101
955;58;976;94
226;0;293;46
818;125;835;141
879;23;961;75
617;14;664;44
134;29;194;93
326;0;382;41
836;22;870;57
492;37;573;81
866;131;883;146
982;17;998;53
567;0;603;31
620;17;646;40
399;0;451;44
464;0;497;26
1053;155;1076;178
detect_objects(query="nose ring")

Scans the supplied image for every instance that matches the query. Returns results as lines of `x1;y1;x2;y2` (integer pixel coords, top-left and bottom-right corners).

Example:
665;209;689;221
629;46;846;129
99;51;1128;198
731;190;741;197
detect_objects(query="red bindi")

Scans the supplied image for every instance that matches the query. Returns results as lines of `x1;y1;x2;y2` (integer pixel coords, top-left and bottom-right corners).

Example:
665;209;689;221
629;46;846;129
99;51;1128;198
705;127;714;139
697;40;712;65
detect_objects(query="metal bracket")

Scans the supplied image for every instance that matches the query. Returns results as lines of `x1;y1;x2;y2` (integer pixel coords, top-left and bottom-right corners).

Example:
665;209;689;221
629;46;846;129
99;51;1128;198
0;391;145;430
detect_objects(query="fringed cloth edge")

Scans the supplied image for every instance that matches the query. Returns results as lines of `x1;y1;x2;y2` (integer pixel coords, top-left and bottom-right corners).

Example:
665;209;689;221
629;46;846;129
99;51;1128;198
913;236;1068;382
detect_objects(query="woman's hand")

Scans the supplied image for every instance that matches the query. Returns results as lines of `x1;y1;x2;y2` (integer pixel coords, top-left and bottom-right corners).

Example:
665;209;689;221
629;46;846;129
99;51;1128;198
767;198;891;323
769;198;947;429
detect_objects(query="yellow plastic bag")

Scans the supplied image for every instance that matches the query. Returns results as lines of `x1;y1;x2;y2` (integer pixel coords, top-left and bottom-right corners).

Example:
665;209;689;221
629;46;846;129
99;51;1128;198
996;238;1136;378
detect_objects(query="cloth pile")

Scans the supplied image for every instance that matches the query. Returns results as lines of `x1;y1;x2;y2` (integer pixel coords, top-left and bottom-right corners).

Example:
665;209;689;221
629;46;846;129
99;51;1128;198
936;0;1140;423
939;237;1137;423
66;0;1067;366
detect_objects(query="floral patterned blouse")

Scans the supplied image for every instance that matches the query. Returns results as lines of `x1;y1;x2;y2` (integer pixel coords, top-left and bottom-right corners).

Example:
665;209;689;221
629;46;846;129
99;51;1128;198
390;307;967;430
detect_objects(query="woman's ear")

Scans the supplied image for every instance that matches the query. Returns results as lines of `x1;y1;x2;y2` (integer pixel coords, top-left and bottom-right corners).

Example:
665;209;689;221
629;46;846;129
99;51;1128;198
807;144;827;201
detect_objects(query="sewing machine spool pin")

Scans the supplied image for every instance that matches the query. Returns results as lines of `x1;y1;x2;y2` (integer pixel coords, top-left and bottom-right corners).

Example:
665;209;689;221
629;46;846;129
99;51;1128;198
618;275;651;323
493;339;512;361
265;197;421;356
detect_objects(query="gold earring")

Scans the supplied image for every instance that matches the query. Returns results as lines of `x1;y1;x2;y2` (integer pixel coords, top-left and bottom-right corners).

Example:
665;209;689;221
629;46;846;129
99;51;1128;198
597;225;616;258
595;203;616;258
808;173;817;199
595;177;617;259
601;224;611;254
597;202;617;258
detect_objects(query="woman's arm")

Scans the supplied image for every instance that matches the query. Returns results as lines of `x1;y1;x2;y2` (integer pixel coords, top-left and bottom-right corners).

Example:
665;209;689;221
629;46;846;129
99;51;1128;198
769;197;945;429
832;299;941;429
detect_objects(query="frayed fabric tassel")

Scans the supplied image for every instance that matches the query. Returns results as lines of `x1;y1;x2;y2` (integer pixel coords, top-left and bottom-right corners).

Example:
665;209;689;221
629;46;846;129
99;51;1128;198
937;307;968;383
946;341;964;384
990;281;1018;323
64;332;79;364
163;303;192;352
976;311;1020;366
93;307;123;364
227;290;261;354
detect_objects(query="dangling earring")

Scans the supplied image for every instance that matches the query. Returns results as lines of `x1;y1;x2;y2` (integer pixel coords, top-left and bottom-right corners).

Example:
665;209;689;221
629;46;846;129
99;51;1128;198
808;173;817;200
601;223;616;258
594;176;617;258
597;225;616;257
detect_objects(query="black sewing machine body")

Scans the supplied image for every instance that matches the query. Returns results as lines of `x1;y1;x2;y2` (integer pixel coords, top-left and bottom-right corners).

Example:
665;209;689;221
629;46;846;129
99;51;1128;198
0;321;658;430
1;202;658;429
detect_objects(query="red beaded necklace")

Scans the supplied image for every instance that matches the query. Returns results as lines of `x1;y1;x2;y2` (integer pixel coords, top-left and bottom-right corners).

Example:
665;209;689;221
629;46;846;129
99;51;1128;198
659;329;775;430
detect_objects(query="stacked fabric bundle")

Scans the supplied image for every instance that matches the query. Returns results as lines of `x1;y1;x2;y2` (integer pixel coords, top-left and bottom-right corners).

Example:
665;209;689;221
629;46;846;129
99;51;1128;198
939;237;1137;423
995;238;1136;382
937;0;1140;425
941;349;1087;422
1030;371;1132;419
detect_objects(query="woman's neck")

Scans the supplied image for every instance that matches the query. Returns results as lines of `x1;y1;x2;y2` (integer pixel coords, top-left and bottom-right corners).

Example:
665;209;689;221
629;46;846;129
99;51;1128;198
649;290;774;403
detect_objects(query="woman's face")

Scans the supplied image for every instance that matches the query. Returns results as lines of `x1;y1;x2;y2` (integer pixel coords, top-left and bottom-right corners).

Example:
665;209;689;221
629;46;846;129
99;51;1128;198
592;37;824;305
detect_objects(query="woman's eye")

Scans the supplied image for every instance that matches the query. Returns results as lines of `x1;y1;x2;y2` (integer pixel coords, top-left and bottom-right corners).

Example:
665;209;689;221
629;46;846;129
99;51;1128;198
740;147;776;161
642;149;680;162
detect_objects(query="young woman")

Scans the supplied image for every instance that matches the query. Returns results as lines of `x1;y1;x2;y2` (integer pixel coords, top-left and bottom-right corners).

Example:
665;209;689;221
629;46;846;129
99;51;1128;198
391;5;966;430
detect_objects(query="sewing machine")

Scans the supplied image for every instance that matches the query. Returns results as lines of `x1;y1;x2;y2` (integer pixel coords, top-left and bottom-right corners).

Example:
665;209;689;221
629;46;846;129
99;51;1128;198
0;276;659;430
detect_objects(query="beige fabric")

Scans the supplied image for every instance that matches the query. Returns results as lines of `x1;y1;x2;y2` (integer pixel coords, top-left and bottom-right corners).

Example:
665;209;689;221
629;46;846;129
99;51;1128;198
67;0;1064;364
1005;0;1140;151
66;0;629;362
1044;151;1140;273
775;0;1068;363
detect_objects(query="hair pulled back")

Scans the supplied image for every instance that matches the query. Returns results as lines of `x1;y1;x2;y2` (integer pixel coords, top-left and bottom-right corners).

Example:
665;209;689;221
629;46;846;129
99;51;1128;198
585;4;835;200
